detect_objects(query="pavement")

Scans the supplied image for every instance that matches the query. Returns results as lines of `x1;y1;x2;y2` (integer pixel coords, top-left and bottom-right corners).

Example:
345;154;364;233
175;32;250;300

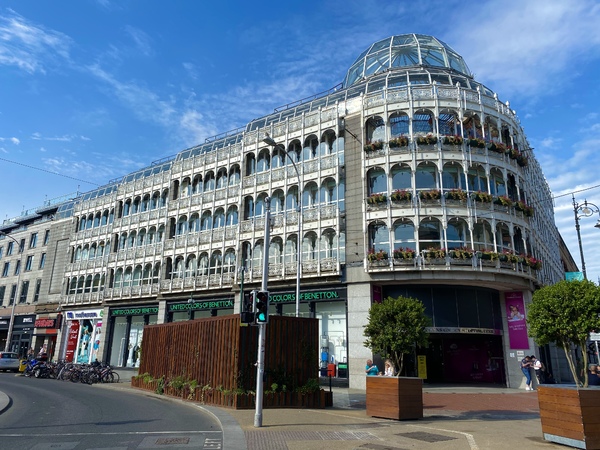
2;369;559;450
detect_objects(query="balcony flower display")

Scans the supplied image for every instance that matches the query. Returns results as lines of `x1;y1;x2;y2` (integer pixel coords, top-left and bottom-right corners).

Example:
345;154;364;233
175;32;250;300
390;189;412;202
488;141;507;154
515;200;534;217
471;191;493;203
516;153;528;167
423;247;446;259
368;249;389;262
468;137;486;148
445;189;468;201
367;193;387;205
415;133;438;145
449;247;474;259
524;255;543;270
478;250;499;261
364;140;384;152
494;195;514;207
419;189;441;201
498;251;520;263
393;247;415;260
388;136;409;148
443;135;463;146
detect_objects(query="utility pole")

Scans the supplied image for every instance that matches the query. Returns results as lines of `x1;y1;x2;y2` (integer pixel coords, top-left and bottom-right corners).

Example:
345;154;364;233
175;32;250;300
254;197;270;427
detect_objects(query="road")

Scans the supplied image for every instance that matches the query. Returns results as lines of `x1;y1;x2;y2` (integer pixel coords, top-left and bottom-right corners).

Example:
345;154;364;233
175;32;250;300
0;373;223;449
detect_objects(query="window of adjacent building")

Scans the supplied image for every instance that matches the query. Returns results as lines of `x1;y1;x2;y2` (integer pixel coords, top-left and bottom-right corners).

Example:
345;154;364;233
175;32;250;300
25;255;34;271
19;239;25;253
39;253;46;269
14;260;21;276
7;242;13;256
19;280;29;303
9;284;16;305
0;285;4;306
0;246;3;259
33;279;41;302
2;262;9;277
29;232;38;248
44;230;50;245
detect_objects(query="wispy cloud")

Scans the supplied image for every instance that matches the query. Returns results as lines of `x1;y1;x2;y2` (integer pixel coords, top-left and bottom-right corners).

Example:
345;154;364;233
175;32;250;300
30;133;89;142
123;25;153;57
0;8;71;74
0;137;19;145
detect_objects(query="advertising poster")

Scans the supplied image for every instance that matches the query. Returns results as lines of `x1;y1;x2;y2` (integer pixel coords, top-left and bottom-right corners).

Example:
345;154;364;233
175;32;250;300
505;292;529;349
65;320;80;362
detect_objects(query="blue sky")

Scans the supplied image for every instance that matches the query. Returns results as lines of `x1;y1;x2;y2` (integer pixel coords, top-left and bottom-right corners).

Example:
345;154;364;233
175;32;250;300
1;0;600;282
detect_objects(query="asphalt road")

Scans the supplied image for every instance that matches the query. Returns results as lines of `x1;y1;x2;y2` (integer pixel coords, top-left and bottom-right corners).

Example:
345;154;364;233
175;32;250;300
0;373;223;449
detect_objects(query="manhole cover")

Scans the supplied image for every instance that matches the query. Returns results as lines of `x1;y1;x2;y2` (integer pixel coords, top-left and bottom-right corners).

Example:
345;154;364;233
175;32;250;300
396;431;457;442
155;437;191;445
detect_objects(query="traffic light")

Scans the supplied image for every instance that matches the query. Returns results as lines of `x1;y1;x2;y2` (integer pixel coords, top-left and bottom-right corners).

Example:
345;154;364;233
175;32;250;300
240;291;255;324
254;290;269;324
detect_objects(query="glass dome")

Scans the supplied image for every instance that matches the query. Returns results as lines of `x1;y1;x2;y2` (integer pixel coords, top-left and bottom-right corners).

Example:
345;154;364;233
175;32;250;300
343;34;472;88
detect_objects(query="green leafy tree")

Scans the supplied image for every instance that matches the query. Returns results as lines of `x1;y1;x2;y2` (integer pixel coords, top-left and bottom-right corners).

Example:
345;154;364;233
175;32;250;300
527;280;600;387
363;296;430;376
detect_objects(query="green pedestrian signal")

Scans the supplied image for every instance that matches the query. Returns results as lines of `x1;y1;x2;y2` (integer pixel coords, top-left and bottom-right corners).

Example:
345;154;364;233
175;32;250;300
254;290;269;324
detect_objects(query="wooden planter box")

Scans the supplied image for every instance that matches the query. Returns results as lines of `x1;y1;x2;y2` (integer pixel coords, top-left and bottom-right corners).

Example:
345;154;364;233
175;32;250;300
538;385;600;449
366;376;423;420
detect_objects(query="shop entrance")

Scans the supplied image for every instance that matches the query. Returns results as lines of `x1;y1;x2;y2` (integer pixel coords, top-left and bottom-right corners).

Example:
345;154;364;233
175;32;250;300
425;335;505;384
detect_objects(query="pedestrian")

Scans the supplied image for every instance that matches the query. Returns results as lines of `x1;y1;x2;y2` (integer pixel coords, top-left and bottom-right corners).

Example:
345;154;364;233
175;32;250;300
520;356;533;390
365;359;379;376
531;355;545;384
588;364;600;386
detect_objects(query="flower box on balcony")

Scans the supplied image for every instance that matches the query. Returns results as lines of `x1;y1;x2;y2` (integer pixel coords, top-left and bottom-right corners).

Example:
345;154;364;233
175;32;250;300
442;135;463;146
445;189;468;201
364;140;384;152
367;193;388;205
368;249;389;262
515;201;534;217
390;189;412;202
393;248;416;260
389;136;409;148
494;195;514;207
468;138;486;148
415;134;438;145
488;141;507;154
449;248;474;260
478;251;499;261
471;191;493;203
419;190;441;201
423;248;446;259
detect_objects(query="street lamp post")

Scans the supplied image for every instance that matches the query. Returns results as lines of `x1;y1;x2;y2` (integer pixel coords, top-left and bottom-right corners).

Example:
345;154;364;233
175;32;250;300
0;231;23;353
572;195;600;280
263;133;302;318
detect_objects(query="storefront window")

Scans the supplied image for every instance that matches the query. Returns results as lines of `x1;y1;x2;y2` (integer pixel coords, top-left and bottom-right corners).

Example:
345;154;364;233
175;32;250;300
315;301;347;370
109;317;128;367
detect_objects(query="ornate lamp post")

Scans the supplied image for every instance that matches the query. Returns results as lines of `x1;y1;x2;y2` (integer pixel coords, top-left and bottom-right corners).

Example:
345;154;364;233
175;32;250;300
263;133;302;317
572;195;600;280
0;231;24;353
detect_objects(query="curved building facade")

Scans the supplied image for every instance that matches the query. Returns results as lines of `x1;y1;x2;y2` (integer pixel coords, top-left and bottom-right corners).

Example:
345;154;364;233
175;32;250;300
26;34;563;387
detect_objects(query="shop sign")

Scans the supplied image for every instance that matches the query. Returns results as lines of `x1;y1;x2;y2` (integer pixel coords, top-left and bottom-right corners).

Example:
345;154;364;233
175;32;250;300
65;309;103;320
169;299;233;312
111;306;159;316
426;327;501;335
505;291;529;349
35;318;58;328
15;315;37;327
268;288;345;304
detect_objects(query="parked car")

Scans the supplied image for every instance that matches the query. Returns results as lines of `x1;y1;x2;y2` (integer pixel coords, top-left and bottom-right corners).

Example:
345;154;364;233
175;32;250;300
0;352;20;372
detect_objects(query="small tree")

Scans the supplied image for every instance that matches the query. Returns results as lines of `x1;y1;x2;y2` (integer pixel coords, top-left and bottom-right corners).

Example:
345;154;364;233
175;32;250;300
527;280;600;388
363;296;430;376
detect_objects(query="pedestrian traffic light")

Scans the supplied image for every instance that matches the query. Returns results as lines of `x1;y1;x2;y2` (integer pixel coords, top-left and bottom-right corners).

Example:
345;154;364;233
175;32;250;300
240;291;255;324
254;290;269;324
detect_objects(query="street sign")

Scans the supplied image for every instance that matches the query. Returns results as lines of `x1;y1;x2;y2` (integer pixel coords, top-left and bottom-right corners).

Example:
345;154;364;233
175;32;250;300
566;272;584;281
590;333;600;341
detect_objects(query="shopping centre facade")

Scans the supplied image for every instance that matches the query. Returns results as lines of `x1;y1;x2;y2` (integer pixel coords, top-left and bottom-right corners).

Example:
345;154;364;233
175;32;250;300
0;34;569;388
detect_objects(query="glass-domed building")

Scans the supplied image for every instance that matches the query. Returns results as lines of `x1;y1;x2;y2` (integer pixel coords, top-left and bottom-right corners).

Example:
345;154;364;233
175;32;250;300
1;34;565;389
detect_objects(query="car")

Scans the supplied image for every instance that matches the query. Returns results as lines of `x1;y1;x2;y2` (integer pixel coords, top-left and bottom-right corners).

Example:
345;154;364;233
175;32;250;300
0;352;21;372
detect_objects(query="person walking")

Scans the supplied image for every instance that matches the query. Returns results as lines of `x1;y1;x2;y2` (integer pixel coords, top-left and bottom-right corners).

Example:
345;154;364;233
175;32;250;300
531;355;545;385
521;356;533;390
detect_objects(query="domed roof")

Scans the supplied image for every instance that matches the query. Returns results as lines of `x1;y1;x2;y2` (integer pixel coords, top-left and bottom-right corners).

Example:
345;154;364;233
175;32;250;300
343;34;472;88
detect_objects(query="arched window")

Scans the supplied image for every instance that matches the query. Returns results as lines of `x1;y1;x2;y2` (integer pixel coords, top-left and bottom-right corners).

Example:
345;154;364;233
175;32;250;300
413;110;434;135
69;277;77;294
368;221;390;254
81;245;89;261
216;168;227;189
302;135;318;161
390;113;409;137
302;231;318;261
320;229;336;259
177;216;188;235
246;154;256;176
255;194;267;217
468;165;488;192
419;218;442;249
92;274;101;292
198;252;209;276
132;197;141;214
93;213;101;228
123;267;133;287
271;190;285;213
226;206;238;226
141;194;150;212
114;269;123;289
137;229;146;246
366;116;385;142
180;177;191;198
185;255;197;278
119;233;127;250
192;175;202;194
213;208;225;228
173;256;185;279
367;167;387;195
151;192;160;209
490;168;505;196
209;251;222;275
132;265;142;286
438;111;459;136
320;130;337;155
101;210;109;226
303;182;318;207
86;214;93;229
447;218;469;249
473;220;494;251
84;275;93;293
391;164;412;190
415;162;438;190
152;262;161;283
285;186;299;211
393;219;416;251
157;225;165;242
320;178;337;204
123;200;131;217
252;241;264;270
496;223;512;253
74;246;82;262
244;196;254;219
200;211;212;230
204;172;215;191
228;166;240;186
89;244;96;260
142;263;153;285
442;162;466;191
189;213;200;233
269;237;283;265
128;231;137;248
147;226;156;244
223;249;236;273
257;149;271;172
284;235;297;264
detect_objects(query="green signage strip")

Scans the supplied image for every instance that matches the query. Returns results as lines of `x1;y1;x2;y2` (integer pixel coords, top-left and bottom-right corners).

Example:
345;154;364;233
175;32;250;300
269;289;342;304
111;306;159;316
169;300;234;312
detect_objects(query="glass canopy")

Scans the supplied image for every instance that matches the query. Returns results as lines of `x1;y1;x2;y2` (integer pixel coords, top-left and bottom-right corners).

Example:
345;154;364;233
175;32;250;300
343;34;472;88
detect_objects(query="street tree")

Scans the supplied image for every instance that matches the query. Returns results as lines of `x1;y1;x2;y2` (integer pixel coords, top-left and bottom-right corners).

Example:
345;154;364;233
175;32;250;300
527;280;600;387
363;295;429;376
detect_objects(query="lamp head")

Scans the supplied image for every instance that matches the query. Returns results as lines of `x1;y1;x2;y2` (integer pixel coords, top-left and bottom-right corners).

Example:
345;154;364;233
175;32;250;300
595;220;600;229
262;132;277;147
